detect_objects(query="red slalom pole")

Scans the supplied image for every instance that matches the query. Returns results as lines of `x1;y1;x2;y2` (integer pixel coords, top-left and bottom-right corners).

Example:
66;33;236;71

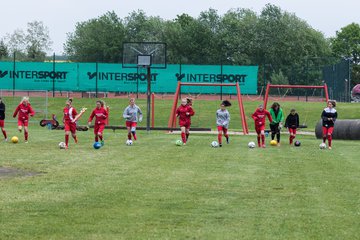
106;106;110;125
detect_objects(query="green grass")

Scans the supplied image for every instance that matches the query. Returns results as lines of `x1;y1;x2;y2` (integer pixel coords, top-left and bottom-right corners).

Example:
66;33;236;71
0;98;359;239
2;96;358;131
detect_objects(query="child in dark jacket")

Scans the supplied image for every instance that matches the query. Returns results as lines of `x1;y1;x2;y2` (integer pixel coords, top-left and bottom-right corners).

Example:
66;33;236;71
285;109;299;145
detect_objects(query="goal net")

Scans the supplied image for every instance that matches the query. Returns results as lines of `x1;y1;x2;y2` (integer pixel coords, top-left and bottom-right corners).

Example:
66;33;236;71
0;90;48;123
263;84;329;128
168;82;249;134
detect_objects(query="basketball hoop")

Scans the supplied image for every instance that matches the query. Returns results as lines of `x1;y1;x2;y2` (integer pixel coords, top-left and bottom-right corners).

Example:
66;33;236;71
122;42;167;132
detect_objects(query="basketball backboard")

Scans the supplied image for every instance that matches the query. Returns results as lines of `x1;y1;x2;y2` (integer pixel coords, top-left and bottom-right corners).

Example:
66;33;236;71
122;42;167;69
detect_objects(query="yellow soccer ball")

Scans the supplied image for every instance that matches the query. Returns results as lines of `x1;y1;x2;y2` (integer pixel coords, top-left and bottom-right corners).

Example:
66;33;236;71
11;136;19;144
270;140;277;146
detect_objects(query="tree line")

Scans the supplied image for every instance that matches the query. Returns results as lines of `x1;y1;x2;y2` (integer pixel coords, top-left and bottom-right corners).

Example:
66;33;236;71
0;4;359;85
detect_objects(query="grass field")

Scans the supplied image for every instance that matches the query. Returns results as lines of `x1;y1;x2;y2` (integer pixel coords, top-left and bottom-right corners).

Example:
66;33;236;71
0;97;359;239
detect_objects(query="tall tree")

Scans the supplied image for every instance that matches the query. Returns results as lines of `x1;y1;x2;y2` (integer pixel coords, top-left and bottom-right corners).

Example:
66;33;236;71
331;23;360;64
124;10;165;42
256;4;331;85
25;21;52;61
4;21;52;61
219;8;258;65
5;29;26;57
330;23;360;84
64;11;125;62
0;39;9;59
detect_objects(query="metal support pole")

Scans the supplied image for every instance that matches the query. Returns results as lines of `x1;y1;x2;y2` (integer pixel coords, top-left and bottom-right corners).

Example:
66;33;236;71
12;52;16;96
95;62;98;98
146;66;151;132
220;63;223;100
151;93;155;128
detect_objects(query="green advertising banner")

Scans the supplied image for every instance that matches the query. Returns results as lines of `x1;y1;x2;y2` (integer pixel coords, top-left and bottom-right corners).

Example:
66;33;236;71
0;62;258;94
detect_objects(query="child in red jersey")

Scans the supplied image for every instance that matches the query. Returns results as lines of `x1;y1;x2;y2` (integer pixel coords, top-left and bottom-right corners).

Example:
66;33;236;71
252;104;272;148
88;100;108;146
13;97;35;143
0;98;8;141
63;98;78;149
176;98;195;145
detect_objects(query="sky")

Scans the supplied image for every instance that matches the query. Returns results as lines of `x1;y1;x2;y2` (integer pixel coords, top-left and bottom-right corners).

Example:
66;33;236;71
1;0;359;55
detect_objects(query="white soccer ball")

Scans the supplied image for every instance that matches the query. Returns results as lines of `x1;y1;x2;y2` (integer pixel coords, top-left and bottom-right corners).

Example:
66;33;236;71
126;139;133;146
248;141;256;148
59;142;66;149
211;141;219;148
319;143;326;149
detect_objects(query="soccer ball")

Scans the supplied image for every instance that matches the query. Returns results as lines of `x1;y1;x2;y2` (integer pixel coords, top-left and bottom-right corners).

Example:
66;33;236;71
175;140;183;146
93;142;101;149
294;140;301;147
11;136;19;144
248;141;256;148
319;143;326;149
211;141;219;148
59;142;66;149
270;140;277;146
126;139;133;146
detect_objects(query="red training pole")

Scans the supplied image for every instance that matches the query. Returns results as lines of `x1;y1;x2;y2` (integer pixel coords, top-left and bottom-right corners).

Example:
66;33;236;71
236;82;248;135
168;81;181;131
263;83;271;109
106;106;110;125
324;83;329;102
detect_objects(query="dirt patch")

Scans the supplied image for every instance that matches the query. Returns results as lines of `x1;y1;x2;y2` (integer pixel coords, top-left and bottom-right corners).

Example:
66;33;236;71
0;167;42;179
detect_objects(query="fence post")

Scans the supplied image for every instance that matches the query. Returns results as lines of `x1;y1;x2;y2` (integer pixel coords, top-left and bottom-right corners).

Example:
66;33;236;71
220;62;223;100
12;52;16;96
151;93;155;128
95;62;98;98
52;53;55;97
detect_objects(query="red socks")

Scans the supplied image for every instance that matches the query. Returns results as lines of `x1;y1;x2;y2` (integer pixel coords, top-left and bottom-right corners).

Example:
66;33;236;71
257;136;261;147
218;133;222;144
328;135;332;147
65;135;69;146
24;131;28;141
261;134;265;145
181;132;186;143
128;133;132;140
2;129;6;139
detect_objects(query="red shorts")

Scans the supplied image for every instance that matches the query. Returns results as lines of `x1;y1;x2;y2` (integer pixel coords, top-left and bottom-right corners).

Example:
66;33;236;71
18;119;29;127
126;121;137;128
179;121;190;129
322;126;334;135
217;126;228;132
94;124;105;135
0;120;4;128
288;128;297;135
65;122;77;133
255;125;265;134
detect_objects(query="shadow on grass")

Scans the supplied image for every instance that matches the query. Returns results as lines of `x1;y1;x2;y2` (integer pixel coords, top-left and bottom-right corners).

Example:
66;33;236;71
0;167;43;179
